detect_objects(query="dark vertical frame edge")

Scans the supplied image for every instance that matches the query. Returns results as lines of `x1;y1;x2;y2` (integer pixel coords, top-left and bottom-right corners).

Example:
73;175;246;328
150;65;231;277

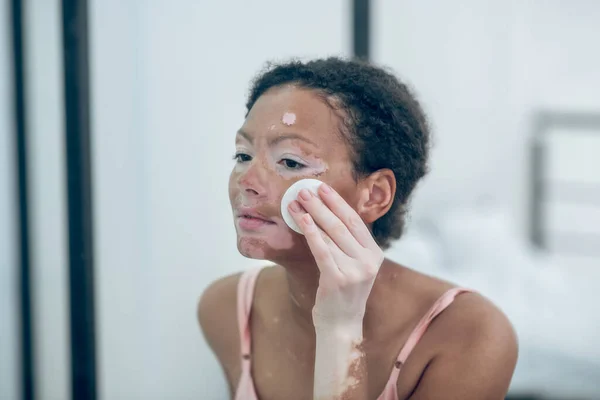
352;0;370;60
9;0;35;398
61;0;97;399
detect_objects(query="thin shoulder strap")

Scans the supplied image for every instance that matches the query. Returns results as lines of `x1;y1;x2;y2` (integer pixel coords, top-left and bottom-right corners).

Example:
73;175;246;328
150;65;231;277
386;288;475;386
236;267;263;366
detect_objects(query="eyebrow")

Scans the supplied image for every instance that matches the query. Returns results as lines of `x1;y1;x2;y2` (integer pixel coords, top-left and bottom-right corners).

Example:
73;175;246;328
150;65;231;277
236;129;318;148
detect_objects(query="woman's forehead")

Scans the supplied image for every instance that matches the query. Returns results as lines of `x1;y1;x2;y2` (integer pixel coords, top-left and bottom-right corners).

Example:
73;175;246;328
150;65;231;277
242;87;346;149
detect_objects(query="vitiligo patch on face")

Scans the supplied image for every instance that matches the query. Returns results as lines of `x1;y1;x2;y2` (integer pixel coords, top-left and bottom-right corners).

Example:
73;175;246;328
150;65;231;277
281;178;323;234
282;112;296;126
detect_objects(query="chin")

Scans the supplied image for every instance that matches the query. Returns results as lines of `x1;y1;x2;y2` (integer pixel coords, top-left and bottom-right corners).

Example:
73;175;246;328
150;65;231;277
236;236;268;260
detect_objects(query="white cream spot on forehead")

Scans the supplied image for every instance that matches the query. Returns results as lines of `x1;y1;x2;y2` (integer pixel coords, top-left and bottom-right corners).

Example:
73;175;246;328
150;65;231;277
282;112;296;126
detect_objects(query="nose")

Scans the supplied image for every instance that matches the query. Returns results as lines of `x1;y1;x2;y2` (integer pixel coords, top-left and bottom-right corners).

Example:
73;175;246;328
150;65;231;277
237;159;269;197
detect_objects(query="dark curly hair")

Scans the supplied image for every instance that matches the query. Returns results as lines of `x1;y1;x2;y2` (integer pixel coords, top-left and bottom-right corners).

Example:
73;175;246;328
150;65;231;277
245;57;431;250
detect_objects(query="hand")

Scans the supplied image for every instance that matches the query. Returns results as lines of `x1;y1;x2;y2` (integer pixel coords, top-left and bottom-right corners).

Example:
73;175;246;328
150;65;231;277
288;183;384;326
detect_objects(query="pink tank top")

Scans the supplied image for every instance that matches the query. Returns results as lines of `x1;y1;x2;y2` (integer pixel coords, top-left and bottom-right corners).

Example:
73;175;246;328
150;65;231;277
235;267;473;400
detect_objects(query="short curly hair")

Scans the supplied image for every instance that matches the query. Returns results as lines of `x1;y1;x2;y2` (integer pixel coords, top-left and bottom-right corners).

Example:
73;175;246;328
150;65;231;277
245;57;431;250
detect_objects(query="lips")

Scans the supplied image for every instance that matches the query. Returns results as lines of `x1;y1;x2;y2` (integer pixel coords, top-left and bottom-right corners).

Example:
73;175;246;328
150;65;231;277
236;207;276;231
236;207;275;223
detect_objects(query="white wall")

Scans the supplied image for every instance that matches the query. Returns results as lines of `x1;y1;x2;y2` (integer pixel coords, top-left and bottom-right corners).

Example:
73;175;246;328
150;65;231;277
90;1;348;399
374;0;600;242
0;1;20;399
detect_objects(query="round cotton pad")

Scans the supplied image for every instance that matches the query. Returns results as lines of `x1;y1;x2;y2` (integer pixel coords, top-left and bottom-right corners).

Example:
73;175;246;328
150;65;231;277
281;178;324;234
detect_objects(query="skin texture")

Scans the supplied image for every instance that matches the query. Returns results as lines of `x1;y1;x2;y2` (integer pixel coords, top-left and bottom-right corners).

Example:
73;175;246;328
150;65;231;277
198;85;518;400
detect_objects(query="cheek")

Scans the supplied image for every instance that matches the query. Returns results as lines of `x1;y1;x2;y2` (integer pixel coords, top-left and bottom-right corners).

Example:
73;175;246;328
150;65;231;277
228;167;255;202
228;169;236;190
267;226;295;250
236;225;309;261
264;226;312;262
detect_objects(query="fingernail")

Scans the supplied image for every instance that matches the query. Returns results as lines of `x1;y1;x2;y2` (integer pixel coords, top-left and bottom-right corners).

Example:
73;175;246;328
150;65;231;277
299;189;311;201
320;183;332;194
289;200;302;213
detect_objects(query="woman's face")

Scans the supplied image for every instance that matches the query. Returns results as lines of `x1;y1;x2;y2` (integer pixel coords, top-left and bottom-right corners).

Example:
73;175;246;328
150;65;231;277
228;85;360;262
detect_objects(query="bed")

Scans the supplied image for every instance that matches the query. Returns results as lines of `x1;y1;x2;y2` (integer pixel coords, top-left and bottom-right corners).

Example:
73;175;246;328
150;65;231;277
385;205;600;399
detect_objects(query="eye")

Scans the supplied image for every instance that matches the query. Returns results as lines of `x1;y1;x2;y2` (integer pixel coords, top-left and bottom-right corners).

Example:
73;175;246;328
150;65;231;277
232;152;252;163
281;158;306;170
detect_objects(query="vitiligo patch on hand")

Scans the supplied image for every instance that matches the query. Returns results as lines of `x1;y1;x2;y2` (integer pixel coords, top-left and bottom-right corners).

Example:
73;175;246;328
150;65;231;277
281;178;323;234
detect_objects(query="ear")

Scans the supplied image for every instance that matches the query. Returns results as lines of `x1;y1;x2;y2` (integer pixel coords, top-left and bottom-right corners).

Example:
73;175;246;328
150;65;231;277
356;169;396;224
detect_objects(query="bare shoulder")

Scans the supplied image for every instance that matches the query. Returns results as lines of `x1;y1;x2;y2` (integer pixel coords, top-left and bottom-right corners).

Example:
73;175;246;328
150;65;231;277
411;291;519;399
435;291;518;355
197;272;242;336
385;262;517;397
197;272;244;383
391;262;517;349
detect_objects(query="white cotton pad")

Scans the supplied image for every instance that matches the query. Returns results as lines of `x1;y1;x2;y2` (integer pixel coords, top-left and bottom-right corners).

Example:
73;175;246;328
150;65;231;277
281;178;324;234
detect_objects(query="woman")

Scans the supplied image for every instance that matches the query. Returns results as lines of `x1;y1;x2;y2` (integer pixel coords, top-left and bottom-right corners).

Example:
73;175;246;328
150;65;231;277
198;57;517;400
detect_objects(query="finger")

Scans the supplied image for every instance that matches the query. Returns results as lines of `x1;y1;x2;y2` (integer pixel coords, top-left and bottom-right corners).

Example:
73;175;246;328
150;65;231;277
301;216;362;282
317;183;379;251
296;189;364;259
293;211;342;279
310;225;363;282
326;239;358;279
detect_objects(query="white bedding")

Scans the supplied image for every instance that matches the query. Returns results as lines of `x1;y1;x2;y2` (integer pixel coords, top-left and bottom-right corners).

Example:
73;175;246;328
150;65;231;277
385;207;600;398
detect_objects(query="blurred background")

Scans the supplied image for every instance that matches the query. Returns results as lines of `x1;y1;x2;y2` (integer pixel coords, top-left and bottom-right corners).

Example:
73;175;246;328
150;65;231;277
1;0;599;399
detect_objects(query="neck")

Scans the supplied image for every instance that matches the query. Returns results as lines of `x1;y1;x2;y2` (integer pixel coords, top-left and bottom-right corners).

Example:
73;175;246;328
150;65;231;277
281;258;320;334
277;257;397;339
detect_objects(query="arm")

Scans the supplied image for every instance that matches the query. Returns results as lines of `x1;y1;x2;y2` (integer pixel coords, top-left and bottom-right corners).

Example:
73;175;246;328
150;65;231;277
313;318;369;400
408;298;518;400
288;182;386;400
